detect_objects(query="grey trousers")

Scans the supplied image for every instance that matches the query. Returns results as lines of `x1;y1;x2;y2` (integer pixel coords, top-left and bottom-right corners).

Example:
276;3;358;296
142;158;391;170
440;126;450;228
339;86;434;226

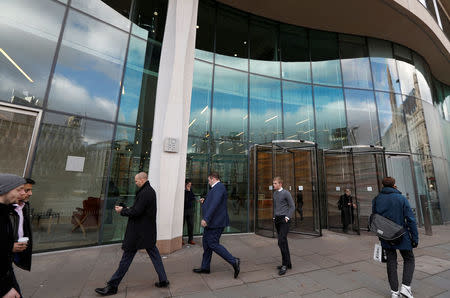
385;248;415;291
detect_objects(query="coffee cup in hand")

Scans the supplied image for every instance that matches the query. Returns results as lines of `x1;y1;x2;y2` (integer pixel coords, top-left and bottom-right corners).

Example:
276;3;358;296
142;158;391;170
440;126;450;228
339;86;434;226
18;237;29;243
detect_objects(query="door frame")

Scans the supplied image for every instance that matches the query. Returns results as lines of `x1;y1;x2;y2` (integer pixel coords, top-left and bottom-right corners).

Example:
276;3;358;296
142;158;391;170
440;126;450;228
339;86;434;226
251;140;322;238
0;102;42;177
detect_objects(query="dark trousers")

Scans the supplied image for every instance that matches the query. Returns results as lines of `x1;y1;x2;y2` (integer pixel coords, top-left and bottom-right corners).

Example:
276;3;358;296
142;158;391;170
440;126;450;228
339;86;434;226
108;246;168;287
184;210;194;242
385;249;415;291
275;216;291;267
12;269;21;297
201;227;236;270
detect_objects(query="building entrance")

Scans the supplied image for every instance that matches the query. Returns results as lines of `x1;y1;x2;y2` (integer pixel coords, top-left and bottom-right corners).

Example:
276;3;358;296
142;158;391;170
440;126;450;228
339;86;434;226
0;102;41;177
250;140;321;238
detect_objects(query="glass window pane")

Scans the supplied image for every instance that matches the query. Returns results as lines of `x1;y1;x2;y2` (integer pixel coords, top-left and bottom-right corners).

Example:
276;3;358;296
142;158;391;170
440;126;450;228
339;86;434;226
280;25;310;83
101;0;132;20
48;9;128;121
339;34;373;89
413;53;433;103
376;92;409;152
102;125;152;243
310;30;342;86
131;0;168;42
249;18;279;77
282;81;314;141
215;7;248;71
189;60;213;138
249;75;282;143
345;89;380;145
313;86;347;149
212;66;248;141
195;0;215;62
404;95;431;155
31;112;113;251
118;36;159;127
71;0;131;31
368;38;401;93
397;61;419;97
0;0;65;108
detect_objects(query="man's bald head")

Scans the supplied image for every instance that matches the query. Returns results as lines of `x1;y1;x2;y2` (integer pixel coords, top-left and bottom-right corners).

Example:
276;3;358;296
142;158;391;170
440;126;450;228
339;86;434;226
135;172;148;188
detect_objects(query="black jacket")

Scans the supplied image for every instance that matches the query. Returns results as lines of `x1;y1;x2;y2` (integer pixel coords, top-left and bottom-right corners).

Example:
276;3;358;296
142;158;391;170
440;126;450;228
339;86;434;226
121;181;157;251
0;203;15;296
9;202;33;271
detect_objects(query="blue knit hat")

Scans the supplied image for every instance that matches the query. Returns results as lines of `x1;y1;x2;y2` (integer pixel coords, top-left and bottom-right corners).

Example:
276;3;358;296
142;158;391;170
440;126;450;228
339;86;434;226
0;174;26;195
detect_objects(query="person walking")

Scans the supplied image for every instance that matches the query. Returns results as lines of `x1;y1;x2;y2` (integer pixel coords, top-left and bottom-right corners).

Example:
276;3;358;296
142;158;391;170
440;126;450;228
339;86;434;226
95;172;169;296
0;174;26;298
193;172;240;278
272;177;295;275
372;177;418;298
183;179;196;245
338;189;355;233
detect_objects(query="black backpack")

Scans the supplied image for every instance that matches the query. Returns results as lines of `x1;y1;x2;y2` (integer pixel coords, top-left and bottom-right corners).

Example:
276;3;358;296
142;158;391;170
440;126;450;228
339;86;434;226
369;197;406;246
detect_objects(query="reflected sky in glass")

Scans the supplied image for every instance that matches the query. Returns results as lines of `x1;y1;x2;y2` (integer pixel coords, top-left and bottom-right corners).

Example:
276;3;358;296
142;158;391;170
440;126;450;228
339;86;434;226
282;81;314;141
0;0;65;107
397;61;418;97
48;9;128;121
312;60;342;86
376;92;409;152
212;66;248;141
371;58;401;93
249;75;282;143
71;0;131;31
341;58;373;89
345;89;380;145
281;62;311;83
313;86;347;149
189;60;212;138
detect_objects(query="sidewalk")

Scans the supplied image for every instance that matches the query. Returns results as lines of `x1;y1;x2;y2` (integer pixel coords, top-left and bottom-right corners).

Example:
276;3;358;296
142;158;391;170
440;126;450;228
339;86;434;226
17;226;450;298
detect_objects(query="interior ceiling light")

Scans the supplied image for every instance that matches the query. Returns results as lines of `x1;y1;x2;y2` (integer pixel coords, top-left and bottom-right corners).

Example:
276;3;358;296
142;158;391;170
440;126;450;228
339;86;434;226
296;118;309;125
200;105;208;114
0;48;33;83
235;131;244;137
265;115;278;123
188;118;197;127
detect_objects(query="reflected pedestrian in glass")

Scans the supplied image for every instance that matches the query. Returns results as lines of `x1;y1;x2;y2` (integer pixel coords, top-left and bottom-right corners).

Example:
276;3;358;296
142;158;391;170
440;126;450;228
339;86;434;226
338;188;355;233
183;179;195;245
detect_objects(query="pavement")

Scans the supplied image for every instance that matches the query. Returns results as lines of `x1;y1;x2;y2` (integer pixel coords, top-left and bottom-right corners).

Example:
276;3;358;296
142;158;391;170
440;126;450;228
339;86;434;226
16;226;450;298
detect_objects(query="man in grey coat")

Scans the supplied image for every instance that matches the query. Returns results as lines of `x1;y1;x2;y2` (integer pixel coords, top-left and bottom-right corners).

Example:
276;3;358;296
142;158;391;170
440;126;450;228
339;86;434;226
272;177;295;275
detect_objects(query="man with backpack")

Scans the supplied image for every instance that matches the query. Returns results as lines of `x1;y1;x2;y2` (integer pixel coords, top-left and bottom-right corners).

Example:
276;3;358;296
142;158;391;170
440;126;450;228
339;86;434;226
372;177;418;298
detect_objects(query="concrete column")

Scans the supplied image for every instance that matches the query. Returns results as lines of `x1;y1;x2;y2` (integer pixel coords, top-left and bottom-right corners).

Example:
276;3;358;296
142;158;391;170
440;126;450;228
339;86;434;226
148;0;199;254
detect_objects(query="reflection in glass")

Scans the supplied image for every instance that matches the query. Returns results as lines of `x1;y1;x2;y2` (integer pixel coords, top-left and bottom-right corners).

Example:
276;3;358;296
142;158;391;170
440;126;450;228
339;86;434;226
48;9;128;121
71;0;131;31
215;8;248;71
118;36;159;128
189;60;213;138
376;92;409;152
195;0;215;62
212;66;248;141
368;38;401;93
282;81;314;141
249;75;282;143
403;95;430;155
345;89;380;145
313;86;347;149
249;18;279;77
31;112;113;251
211;145;248;233
413;53;433;103
280;25;310;83
131;0;168;42
339;34;373;89
102;125;151;243
397;61;419;97
0;0;65;107
310;30;342;86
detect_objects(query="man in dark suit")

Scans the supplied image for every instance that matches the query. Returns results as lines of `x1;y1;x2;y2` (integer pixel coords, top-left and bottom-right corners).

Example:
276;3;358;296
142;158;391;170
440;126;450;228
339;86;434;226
193;172;240;278
95;172;169;296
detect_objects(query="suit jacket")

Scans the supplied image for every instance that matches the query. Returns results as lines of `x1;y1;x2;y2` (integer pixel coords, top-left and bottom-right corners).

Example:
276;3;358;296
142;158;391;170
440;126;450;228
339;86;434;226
121;181;157;251
0;203;15;297
9;202;33;271
372;187;419;250
202;182;229;228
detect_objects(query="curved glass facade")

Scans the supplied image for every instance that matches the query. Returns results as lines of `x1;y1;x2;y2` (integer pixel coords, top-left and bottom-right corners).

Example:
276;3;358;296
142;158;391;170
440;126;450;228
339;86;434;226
188;0;450;235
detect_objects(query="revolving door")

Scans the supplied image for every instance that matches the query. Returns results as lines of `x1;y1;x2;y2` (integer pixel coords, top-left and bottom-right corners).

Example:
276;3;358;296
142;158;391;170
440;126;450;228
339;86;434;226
250;140;321;237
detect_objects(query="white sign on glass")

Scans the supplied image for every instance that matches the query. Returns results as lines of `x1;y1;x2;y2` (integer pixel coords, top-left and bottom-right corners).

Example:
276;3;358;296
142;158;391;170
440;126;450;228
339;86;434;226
298;185;303;191
65;156;85;172
269;185;273;190
336;186;341;191
367;186;373;192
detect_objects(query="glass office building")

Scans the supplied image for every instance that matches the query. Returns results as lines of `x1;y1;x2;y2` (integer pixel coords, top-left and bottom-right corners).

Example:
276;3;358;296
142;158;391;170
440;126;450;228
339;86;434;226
0;0;449;252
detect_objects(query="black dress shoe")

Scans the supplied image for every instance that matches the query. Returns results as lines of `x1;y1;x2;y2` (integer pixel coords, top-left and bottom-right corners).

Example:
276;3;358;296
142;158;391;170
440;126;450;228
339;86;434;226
233;258;240;278
193;268;210;274
155;280;170;288
95;285;118;296
278;265;288;275
277;264;292;270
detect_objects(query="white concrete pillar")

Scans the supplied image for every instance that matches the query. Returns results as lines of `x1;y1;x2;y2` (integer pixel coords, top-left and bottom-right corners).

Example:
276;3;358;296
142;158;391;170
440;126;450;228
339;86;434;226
148;0;198;254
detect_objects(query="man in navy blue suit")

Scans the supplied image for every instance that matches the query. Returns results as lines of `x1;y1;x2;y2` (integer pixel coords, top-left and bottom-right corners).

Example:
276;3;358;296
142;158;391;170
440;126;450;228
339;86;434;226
193;172;240;278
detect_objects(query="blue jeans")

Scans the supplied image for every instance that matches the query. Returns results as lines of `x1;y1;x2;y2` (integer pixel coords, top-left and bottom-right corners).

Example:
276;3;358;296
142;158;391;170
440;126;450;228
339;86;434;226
108;246;167;287
201;227;236;270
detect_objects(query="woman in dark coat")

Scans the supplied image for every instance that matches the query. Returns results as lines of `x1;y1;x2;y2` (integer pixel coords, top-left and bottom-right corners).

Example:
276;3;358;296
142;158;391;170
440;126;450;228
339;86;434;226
338;189;355;232
372;177;418;298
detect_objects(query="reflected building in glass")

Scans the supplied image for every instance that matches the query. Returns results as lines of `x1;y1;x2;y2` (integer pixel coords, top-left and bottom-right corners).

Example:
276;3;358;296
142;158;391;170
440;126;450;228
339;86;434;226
0;0;449;253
